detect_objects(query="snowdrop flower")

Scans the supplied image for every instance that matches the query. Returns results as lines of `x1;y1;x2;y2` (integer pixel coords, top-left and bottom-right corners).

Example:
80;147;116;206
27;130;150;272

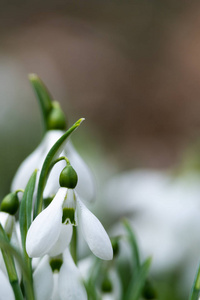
11;130;95;202
98;168;200;290
101;269;122;300
26;165;113;260
32;249;87;300
0;269;15;300
79;256;121;300
26;187;73;258
57;248;88;300
33;255;54;300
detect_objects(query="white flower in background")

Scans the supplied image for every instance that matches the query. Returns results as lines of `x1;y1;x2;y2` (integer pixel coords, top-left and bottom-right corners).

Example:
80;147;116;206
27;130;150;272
101;269;122;300
11;130;95;202
78;256;122;300
33;255;54;300
58;248;87;300
0;269;15;300
96;169;200;289
26;187;113;260
32;249;87;300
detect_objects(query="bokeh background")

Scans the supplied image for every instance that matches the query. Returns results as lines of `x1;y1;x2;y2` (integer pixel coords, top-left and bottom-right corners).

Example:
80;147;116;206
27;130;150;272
1;1;200;299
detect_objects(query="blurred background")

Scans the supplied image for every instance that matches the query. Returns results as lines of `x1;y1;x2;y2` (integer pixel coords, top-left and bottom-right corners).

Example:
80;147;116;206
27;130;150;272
1;1;200;299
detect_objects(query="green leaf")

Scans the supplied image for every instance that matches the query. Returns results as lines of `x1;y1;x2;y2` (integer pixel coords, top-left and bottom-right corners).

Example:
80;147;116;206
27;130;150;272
0;225;24;300
189;263;200;300
0;224;19;282
19;170;37;252
29;74;53;132
85;258;102;300
34;118;85;218
125;257;152;300
123;219;140;275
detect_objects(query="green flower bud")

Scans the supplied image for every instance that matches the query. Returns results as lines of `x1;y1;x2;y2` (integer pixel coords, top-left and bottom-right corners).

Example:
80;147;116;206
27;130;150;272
1;192;19;215
47;101;67;130
59;165;78;189
101;277;112;293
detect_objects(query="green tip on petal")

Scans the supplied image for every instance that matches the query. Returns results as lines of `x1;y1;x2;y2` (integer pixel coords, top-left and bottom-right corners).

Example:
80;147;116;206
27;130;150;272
62;208;76;225
50;258;63;272
101;277;113;293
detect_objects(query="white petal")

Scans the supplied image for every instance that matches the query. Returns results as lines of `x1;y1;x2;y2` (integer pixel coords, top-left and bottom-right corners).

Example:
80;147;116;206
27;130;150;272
0;212;15;235
0;269;15;300
12;128;95;203
43;159;65;198
48;224;72;257
33;255;53;300
51;273;60;300
58;248;88;300
11;143;44;192
77;200;113;260
78;256;94;281
65;141;96;202
26;188;67;257
11;130;63;192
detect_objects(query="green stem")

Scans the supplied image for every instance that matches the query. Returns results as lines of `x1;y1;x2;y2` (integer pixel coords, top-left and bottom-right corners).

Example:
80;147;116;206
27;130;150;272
10;280;24;300
0;225;24;300
70;226;77;265
49;156;70;170
23;277;35;300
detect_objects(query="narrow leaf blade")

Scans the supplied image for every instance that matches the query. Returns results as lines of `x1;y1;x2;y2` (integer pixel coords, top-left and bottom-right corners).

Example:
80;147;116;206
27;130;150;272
189;263;200;300
123;219;140;274
125;257;152;300
19;170;37;251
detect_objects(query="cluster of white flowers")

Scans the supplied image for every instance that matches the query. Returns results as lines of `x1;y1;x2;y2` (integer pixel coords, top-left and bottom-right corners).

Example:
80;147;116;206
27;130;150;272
0;128;113;300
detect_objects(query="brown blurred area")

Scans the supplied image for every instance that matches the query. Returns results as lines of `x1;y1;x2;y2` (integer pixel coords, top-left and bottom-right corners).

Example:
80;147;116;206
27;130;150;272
1;0;200;190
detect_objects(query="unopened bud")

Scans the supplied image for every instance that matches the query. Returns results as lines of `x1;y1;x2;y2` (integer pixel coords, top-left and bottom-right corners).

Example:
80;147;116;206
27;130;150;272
59;165;78;189
47;102;66;130
1;192;19;215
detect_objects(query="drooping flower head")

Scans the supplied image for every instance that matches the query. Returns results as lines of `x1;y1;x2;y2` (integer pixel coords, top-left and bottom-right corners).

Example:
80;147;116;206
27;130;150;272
26;163;113;261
